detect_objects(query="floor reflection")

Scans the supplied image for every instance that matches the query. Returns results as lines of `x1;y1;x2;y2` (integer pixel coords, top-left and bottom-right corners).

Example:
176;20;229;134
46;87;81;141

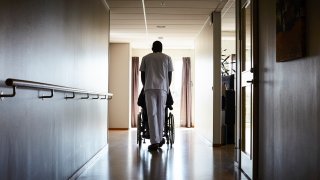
78;128;247;180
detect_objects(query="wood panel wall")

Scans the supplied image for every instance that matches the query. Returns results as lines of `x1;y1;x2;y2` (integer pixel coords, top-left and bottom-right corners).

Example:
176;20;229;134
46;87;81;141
0;0;110;179
259;0;320;179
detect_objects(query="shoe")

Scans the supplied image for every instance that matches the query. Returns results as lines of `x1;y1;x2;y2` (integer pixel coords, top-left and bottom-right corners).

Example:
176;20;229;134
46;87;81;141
159;138;165;147
148;143;159;151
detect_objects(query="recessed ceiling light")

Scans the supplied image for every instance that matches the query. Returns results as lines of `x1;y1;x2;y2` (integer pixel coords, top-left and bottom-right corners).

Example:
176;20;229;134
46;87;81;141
156;25;166;28
160;2;166;6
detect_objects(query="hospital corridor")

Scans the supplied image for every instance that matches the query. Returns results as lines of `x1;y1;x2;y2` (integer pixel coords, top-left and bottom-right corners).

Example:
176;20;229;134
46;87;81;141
1;0;319;180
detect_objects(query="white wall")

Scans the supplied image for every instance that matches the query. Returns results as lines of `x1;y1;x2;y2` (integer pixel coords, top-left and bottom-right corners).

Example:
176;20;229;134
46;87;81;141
132;48;195;125
222;40;236;55
194;13;222;145
194;17;214;144
109;43;131;129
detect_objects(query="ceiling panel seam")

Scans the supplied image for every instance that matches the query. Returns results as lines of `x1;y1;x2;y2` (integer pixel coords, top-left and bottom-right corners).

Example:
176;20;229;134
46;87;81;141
141;0;148;39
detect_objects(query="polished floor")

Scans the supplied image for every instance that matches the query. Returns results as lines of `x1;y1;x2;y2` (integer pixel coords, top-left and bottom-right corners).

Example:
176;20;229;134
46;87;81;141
78;128;248;180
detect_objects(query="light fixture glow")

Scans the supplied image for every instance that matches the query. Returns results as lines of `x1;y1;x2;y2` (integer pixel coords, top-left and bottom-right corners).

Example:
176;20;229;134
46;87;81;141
141;0;148;39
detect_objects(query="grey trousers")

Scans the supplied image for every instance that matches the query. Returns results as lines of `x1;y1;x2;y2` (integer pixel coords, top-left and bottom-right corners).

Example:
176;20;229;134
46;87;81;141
144;89;167;144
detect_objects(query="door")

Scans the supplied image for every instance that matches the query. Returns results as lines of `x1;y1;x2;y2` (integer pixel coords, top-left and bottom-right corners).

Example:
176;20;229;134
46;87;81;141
239;0;258;178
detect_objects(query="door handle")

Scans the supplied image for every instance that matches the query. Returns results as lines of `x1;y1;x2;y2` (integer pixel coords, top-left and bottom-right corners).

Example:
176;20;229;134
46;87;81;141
247;80;254;84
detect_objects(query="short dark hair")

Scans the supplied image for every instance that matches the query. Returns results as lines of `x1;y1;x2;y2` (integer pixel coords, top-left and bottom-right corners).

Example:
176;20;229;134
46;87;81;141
152;41;162;53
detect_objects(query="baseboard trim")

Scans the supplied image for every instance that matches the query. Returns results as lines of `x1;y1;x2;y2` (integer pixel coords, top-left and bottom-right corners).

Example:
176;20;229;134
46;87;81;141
109;128;129;130
193;130;213;146
68;144;108;180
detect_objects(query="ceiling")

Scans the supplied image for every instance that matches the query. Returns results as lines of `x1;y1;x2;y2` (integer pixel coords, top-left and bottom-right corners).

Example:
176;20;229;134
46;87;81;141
105;0;235;49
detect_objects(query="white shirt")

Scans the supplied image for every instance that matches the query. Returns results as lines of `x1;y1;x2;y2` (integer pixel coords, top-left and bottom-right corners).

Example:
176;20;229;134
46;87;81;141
140;52;174;92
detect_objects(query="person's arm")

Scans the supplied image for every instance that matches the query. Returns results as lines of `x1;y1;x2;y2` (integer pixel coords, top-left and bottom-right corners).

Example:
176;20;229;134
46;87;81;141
168;71;172;86
141;71;145;86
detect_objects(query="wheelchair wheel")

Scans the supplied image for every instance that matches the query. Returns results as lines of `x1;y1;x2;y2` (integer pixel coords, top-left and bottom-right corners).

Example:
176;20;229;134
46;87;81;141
137;112;142;146
168;112;175;145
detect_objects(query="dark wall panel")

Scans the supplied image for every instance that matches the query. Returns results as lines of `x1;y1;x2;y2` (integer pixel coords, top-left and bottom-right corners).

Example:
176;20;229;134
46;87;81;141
0;0;110;179
258;0;275;178
259;0;320;179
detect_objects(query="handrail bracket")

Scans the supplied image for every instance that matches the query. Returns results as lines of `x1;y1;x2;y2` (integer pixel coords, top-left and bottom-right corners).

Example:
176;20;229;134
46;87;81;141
65;92;75;99
0;86;17;100
39;89;54;99
81;93;90;99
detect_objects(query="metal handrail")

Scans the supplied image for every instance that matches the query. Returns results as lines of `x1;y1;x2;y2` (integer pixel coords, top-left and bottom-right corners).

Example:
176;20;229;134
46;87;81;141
0;78;113;100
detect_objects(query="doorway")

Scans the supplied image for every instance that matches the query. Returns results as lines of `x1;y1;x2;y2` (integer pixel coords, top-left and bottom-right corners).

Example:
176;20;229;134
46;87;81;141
237;0;259;179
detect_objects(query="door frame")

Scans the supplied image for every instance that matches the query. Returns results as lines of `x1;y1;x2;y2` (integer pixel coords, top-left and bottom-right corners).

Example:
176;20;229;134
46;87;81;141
236;0;259;179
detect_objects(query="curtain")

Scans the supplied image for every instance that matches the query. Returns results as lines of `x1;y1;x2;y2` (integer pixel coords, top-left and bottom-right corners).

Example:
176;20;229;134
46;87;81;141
180;57;193;127
131;57;139;127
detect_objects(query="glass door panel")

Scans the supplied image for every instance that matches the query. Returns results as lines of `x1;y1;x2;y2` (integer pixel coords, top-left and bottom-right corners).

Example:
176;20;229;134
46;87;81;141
241;85;252;155
240;1;253;178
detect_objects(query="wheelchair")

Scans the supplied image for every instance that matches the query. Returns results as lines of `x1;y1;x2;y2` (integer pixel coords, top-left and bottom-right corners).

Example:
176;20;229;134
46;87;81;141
137;90;175;147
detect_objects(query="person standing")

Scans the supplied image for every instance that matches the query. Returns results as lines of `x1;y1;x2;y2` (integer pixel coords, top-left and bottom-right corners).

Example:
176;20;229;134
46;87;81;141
139;41;174;151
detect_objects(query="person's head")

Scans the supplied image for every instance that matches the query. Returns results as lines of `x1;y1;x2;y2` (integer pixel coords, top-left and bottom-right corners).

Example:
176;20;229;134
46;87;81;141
152;41;162;53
